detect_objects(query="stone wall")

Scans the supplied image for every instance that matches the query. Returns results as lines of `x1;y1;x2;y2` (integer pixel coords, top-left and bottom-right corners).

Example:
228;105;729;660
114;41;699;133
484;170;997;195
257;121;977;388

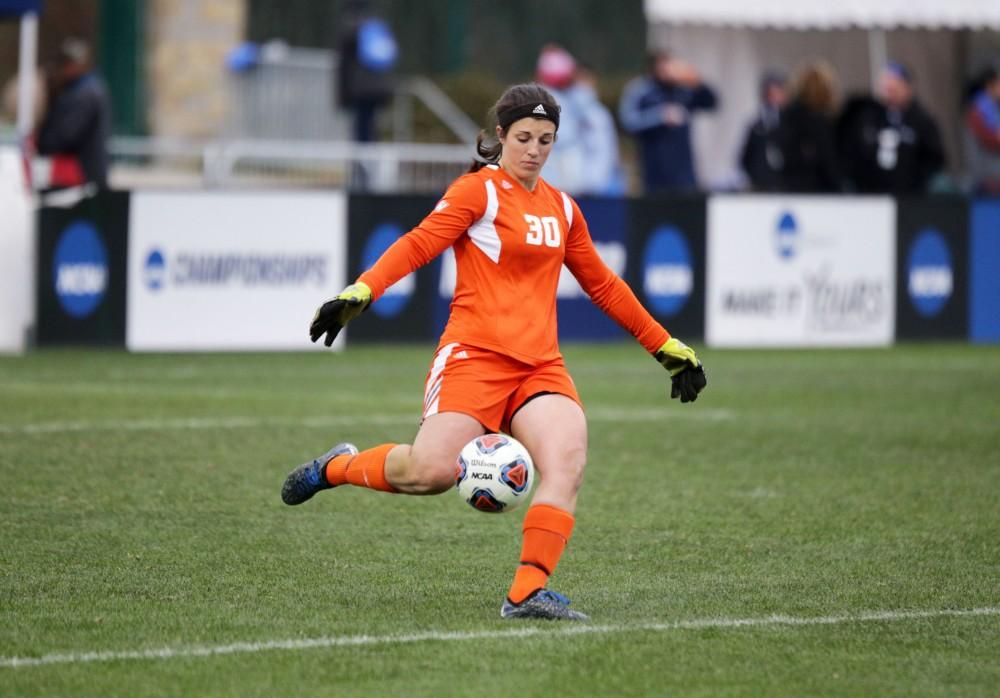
146;0;244;138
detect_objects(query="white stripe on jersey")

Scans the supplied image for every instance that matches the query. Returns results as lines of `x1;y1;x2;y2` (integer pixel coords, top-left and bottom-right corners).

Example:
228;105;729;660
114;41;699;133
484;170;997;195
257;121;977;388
561;191;573;230
467;179;501;263
423;342;460;418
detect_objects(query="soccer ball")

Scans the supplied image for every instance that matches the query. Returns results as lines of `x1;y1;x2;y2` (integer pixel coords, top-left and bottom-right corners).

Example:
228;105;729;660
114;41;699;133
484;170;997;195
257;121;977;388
455;434;535;513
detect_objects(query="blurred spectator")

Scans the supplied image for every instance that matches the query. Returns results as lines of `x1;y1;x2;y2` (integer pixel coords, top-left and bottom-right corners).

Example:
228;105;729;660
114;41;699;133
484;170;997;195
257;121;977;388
837;62;944;194
336;0;397;144
964;66;1000;195
568;63;626;196
619;50;718;194
35;38;111;189
739;70;787;192
776;60;842;193
536;47;624;196
534;44;586;193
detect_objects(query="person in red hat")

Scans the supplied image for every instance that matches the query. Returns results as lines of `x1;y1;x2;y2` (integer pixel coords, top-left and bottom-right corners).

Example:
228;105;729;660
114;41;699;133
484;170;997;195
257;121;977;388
533;44;586;193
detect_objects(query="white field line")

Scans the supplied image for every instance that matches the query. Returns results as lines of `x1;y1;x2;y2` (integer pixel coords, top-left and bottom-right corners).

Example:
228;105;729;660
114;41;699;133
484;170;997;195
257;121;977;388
1;607;997;669
0;409;732;435
0;380;420;405
0;415;416;435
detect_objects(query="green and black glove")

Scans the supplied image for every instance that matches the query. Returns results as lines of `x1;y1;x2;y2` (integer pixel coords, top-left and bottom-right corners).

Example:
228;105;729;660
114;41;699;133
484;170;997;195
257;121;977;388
309;282;372;347
654;337;707;404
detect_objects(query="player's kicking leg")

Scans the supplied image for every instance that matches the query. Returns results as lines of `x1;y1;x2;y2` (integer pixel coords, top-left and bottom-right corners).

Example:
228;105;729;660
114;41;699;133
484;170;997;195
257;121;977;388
280;413;483;504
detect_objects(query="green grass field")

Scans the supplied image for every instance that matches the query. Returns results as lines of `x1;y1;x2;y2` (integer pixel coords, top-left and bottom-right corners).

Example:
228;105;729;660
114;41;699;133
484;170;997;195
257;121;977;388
2;343;999;697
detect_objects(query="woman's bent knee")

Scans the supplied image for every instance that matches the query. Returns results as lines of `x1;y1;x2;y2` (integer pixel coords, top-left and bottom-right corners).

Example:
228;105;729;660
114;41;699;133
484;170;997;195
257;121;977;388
402;451;457;494
541;447;587;493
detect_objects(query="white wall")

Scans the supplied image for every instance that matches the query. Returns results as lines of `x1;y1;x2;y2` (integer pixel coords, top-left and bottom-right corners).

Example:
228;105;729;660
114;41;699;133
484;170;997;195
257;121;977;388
0;145;33;354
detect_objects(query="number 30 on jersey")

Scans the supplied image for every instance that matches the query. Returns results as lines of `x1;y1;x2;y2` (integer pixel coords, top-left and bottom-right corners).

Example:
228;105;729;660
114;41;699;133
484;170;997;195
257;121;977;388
524;215;561;248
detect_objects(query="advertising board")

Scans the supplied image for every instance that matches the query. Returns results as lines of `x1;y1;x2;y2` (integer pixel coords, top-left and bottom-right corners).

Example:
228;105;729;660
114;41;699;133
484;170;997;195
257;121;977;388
707;196;895;347
127;191;346;351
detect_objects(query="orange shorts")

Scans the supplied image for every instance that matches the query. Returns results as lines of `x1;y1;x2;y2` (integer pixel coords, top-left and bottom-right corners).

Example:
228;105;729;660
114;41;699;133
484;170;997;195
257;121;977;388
421;342;583;433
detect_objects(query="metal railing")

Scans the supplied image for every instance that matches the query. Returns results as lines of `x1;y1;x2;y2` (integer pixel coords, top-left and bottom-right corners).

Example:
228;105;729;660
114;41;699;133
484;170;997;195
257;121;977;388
108;136;474;192
225;45;478;146
393;76;481;144
108;46;480;191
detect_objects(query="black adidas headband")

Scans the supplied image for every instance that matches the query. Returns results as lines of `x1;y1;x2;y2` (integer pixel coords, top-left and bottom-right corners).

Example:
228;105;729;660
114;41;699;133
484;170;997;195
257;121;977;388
497;101;560;131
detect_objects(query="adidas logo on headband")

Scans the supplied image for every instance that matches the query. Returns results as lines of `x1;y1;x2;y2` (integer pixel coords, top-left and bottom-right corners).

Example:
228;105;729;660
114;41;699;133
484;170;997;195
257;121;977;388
497;100;560;130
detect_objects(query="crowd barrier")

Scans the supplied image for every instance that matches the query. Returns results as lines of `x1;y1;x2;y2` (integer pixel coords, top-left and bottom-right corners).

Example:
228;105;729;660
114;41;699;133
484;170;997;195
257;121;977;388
32;189;999;350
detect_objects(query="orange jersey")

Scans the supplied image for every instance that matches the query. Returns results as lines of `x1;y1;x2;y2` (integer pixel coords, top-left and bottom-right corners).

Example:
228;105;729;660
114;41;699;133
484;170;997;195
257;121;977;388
358;165;670;364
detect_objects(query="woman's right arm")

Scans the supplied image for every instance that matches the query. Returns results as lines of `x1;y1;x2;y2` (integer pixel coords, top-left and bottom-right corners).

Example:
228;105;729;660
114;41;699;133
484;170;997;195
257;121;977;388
358;173;486;300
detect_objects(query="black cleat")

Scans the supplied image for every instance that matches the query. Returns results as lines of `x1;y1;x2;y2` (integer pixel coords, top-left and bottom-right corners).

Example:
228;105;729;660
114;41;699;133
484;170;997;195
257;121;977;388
281;442;358;505
500;589;590;621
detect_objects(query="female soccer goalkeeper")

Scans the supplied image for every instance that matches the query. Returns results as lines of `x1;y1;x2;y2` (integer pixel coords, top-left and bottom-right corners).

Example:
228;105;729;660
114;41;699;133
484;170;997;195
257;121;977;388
281;83;707;621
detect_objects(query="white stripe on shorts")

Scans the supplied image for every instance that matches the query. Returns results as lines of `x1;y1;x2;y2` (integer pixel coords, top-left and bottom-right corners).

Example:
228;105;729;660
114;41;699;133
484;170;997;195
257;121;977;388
423;342;460;418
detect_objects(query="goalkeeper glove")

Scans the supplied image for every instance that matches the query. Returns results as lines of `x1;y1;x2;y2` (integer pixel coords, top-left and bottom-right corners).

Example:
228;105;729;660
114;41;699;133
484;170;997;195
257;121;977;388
309;281;372;347
654;337;707;403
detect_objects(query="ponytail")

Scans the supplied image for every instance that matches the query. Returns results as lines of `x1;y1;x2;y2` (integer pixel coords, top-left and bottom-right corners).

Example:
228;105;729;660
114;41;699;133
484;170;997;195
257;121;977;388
468;130;502;173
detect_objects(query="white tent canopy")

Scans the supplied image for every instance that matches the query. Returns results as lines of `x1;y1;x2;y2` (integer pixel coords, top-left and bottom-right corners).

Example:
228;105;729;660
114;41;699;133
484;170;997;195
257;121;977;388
644;0;1000;30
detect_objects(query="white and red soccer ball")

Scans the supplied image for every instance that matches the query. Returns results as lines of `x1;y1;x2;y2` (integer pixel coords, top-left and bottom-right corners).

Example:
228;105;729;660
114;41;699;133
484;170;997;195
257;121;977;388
455;434;535;513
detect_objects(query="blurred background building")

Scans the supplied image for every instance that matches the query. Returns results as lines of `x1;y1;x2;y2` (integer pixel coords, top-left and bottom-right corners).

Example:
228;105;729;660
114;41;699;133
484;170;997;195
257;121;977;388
3;0;1000;354
1;0;999;193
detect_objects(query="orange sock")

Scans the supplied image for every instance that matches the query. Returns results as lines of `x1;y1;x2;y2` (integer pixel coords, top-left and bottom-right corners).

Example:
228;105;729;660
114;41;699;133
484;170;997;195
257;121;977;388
507;504;575;604
324;444;398;493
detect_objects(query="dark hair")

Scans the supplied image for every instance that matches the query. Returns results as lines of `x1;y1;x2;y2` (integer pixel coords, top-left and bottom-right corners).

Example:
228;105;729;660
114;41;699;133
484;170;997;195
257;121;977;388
468;83;560;173
646;49;671;73
964;65;1000;105
791;59;838;117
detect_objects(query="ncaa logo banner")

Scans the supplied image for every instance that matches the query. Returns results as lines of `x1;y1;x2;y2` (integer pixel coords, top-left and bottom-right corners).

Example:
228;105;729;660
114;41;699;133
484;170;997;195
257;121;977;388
127;191;347;351
906;229;953;318
895;197;969;341
642;225;693;317
53;221;109;319
707;196;895;347
626;196;707;340
35;190;129;346
346;194;442;343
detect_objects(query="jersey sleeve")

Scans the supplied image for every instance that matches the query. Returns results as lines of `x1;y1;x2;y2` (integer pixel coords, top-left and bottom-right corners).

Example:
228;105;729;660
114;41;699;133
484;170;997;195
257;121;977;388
562;196;671;354
358;173;486;299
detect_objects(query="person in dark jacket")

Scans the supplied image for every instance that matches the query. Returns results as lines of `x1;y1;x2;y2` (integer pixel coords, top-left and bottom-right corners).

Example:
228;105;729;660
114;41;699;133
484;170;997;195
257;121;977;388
739;70;788;191
837;62;945;194
36;38;111;189
776;60;842;193
619;50;718;194
336;0;397;144
964;66;1000;195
